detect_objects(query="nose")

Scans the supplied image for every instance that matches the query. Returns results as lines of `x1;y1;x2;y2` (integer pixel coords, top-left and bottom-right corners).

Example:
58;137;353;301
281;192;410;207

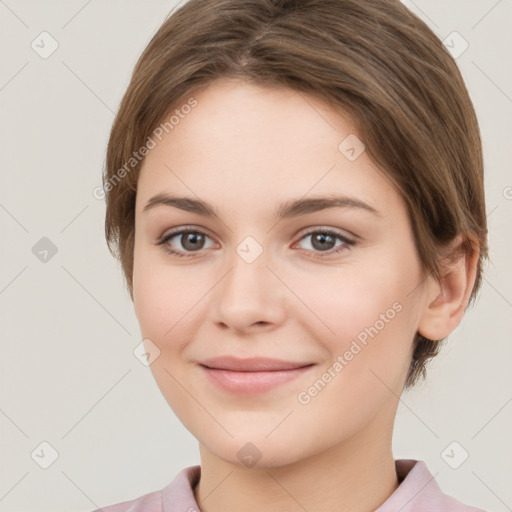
211;244;286;334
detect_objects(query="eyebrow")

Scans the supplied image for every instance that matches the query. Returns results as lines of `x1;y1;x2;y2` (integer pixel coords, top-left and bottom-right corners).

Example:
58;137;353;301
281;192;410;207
142;193;381;219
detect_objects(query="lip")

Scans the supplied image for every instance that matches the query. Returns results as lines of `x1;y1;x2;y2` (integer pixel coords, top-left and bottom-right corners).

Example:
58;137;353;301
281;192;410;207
199;356;315;395
200;356;313;372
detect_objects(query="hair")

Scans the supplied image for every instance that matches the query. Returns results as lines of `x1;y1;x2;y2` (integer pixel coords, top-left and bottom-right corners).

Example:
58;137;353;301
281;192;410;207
103;0;488;389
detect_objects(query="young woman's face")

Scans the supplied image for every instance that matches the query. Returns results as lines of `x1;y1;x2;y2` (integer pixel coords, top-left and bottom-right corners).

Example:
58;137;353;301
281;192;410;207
133;78;429;467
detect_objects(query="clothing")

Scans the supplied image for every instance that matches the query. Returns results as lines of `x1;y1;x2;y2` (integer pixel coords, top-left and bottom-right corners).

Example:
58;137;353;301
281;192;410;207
92;459;486;512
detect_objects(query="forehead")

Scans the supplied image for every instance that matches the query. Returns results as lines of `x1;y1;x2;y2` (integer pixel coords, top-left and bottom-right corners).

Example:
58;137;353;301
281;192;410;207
135;78;402;221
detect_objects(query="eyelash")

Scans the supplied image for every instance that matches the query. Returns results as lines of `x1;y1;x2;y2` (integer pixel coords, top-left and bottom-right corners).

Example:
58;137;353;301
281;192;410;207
156;226;356;259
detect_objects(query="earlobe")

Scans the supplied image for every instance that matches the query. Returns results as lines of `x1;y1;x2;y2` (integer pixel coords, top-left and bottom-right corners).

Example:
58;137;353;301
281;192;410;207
417;235;479;341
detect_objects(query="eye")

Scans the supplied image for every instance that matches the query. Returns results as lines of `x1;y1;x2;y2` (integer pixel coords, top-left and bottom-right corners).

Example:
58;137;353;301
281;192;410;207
293;229;355;258
156;226;356;259
156;227;216;258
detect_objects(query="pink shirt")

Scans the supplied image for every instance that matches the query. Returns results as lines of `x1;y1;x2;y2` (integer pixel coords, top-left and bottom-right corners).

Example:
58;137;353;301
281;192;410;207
92;459;486;511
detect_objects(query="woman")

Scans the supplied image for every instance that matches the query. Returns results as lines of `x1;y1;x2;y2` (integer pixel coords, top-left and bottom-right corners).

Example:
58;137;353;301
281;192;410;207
95;0;488;510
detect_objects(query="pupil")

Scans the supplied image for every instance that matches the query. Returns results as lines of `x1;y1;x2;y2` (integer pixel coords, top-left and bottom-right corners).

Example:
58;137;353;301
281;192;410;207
313;233;334;251
183;232;203;250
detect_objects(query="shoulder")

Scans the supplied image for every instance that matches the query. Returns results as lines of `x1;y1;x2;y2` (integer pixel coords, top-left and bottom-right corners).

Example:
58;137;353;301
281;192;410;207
413;484;488;512
378;459;489;512
435;493;488;512
89;488;162;512
89;465;201;512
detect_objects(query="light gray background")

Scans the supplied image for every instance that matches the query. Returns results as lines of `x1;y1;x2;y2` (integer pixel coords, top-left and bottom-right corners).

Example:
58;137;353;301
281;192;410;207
0;1;511;511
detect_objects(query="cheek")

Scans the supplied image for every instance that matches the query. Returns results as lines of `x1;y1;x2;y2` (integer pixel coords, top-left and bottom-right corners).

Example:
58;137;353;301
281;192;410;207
291;254;414;340
305;286;412;384
133;248;216;370
134;266;192;345
133;242;181;341
132;260;200;415
288;250;419;385
292;281;415;438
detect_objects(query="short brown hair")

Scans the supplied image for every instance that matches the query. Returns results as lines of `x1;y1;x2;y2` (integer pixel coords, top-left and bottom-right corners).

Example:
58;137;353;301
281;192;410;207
103;0;488;389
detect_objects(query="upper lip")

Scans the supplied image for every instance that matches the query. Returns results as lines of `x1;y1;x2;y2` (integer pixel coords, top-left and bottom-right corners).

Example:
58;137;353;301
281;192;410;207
200;356;314;372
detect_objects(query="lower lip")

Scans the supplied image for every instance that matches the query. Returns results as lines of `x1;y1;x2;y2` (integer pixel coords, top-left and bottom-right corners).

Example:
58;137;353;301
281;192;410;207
200;365;315;395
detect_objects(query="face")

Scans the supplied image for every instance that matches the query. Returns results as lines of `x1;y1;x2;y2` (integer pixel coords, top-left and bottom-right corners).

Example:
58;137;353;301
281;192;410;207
132;78;429;468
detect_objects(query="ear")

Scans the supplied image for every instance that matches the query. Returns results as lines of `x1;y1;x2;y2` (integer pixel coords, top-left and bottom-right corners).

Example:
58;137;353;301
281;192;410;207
417;235;480;341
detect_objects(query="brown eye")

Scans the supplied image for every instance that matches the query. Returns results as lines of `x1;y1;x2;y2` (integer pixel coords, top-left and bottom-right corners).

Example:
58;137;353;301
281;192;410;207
157;228;215;258
295;229;355;257
309;232;337;251
177;231;206;251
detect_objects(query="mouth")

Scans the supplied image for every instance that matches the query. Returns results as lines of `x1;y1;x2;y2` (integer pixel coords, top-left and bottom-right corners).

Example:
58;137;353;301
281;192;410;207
199;356;315;395
200;356;314;372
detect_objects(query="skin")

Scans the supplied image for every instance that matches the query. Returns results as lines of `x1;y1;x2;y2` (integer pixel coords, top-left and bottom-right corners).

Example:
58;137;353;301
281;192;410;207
132;77;478;512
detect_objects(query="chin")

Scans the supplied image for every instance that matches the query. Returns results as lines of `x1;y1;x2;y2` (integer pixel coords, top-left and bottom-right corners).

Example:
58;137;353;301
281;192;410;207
204;433;306;469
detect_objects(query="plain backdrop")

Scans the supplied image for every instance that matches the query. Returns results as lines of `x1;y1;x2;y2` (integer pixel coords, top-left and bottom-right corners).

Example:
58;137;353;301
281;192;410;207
0;1;511;511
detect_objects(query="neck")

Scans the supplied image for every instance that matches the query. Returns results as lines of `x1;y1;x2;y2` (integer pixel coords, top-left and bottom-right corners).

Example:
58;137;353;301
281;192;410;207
194;422;399;512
